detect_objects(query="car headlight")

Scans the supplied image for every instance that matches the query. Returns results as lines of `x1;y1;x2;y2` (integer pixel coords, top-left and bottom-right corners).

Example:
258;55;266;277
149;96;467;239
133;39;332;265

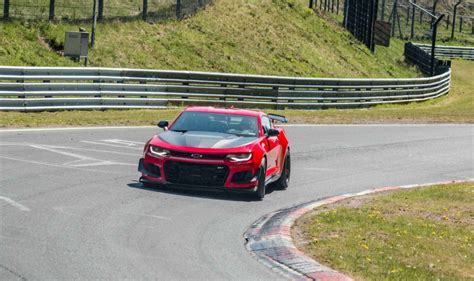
149;146;171;157
226;153;252;162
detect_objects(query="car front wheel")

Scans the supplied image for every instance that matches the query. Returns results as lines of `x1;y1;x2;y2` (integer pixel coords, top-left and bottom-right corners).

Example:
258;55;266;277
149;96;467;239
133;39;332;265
254;158;267;200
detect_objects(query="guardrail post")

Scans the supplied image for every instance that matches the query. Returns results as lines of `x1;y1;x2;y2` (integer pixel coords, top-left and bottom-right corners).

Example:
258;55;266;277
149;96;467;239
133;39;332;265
49;0;55;21
3;0;9;19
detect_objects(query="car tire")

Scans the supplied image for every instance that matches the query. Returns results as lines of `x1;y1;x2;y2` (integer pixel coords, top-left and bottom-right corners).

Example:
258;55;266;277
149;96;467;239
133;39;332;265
273;150;291;190
254;158;267;200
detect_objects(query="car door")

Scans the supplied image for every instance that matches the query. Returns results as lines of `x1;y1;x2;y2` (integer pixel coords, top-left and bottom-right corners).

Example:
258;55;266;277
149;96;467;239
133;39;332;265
261;115;281;177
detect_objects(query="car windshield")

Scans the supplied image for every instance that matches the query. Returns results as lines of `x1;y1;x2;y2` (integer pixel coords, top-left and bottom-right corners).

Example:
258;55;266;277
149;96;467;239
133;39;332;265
170;112;259;137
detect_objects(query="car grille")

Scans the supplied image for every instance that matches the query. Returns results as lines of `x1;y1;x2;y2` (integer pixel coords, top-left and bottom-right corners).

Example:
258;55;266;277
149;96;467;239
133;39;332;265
164;161;229;187
170;150;226;160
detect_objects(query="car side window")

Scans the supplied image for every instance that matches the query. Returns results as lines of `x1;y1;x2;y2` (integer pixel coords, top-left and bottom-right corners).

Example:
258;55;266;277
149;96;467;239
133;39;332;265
261;116;271;135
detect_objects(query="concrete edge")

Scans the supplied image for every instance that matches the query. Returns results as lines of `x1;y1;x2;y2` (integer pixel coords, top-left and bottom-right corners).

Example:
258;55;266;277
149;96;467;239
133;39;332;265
243;179;474;281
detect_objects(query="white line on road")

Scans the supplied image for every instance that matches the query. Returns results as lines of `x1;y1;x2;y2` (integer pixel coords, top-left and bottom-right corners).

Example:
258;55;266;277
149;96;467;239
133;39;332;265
0;155;126;174
30;144;136;167
0;126;155;133
0;196;31;211
1;124;472;133
0;143;139;156
81;140;143;150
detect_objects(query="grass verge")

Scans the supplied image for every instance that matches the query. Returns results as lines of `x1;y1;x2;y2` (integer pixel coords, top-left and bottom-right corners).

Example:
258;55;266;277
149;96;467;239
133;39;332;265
293;182;474;280
0;60;472;128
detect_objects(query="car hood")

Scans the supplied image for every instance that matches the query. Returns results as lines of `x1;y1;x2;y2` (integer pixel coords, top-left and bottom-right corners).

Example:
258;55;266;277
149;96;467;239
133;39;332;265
158;131;257;149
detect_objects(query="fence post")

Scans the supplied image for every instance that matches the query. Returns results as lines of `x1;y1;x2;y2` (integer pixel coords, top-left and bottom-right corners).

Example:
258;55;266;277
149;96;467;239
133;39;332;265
446;14;449;29
410;0;416;38
381;0;386;20
98;0;103;21
3;0;9;19
142;0;148;20
406;6;410;27
451;0;462;40
336;0;339;14
459;16;463;32
49;0;55;21
176;0;182;19
309;0;314;9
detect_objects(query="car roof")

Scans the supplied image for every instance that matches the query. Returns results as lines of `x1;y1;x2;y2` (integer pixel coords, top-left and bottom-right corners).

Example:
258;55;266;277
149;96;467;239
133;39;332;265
183;106;264;117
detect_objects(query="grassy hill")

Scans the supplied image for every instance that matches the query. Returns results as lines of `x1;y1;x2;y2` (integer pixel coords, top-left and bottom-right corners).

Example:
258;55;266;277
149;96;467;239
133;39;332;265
1;0;420;78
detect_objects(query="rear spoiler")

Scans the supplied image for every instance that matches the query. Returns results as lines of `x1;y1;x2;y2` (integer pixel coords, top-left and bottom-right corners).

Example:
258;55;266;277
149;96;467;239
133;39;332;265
268;113;288;123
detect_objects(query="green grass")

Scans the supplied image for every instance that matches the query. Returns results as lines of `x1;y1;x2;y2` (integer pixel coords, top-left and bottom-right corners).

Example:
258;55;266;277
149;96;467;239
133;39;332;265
294;182;474;280
1;0;419;78
1;60;471;128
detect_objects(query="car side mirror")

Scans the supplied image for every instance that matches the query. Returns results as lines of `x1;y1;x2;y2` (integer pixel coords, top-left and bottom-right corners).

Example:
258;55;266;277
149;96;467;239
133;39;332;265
267;128;280;137
158;120;169;130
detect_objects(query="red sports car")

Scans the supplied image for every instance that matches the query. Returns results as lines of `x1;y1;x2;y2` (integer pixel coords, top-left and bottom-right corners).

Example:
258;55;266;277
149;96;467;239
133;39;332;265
138;106;290;200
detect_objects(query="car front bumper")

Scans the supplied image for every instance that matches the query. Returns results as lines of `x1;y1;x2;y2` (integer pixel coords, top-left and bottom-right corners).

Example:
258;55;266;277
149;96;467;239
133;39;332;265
138;156;258;193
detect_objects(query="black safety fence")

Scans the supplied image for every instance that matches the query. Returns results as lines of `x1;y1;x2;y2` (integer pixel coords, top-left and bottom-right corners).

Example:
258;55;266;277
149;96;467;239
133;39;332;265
1;0;212;21
404;42;450;75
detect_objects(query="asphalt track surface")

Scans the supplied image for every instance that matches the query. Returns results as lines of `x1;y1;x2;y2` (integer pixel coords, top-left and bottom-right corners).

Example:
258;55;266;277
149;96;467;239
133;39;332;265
0;125;472;280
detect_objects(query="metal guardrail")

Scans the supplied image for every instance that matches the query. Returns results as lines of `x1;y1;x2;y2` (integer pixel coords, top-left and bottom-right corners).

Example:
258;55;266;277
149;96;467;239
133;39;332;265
0;66;451;111
414;43;474;60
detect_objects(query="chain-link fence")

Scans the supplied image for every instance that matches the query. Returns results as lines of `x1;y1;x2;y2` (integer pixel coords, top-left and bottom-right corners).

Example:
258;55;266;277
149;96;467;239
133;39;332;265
377;0;473;40
1;0;212;21
309;0;473;42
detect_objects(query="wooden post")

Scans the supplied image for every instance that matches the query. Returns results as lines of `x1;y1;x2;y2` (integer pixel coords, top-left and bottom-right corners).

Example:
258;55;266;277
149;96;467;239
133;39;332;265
3;0;9;19
446;14;449;29
459;16;463;32
309;0;314;9
49;0;55;21
142;0;148;20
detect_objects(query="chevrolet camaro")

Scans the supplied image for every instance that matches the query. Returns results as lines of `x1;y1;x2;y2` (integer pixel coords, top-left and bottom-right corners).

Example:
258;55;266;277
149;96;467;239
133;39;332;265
138;106;290;200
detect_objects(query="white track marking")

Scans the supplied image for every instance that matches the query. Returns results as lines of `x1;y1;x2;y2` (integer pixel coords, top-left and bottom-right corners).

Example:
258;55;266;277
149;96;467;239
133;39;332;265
0;126;155;133
102;139;144;147
0;124;471;133
0;143;138;156
53;207;172;221
115;211;172;221
30;144;136;167
0;196;31;211
0;155;124;174
81;140;143;150
300;167;335;171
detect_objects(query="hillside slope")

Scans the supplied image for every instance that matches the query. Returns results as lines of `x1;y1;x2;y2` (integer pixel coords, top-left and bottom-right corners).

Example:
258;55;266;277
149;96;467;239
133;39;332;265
0;0;419;78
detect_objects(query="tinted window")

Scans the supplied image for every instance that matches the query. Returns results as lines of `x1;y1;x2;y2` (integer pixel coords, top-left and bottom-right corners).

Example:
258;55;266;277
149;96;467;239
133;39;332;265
171;112;259;137
261;116;271;134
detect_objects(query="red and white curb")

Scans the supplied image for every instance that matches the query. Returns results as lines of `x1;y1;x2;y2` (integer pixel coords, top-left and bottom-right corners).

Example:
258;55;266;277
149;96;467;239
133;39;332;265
244;179;473;281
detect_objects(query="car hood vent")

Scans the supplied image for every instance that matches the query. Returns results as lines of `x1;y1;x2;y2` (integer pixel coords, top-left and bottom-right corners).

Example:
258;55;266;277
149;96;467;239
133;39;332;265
159;131;257;149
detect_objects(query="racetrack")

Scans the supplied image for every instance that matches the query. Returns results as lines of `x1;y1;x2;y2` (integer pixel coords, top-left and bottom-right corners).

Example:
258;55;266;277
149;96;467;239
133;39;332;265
0;125;472;280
